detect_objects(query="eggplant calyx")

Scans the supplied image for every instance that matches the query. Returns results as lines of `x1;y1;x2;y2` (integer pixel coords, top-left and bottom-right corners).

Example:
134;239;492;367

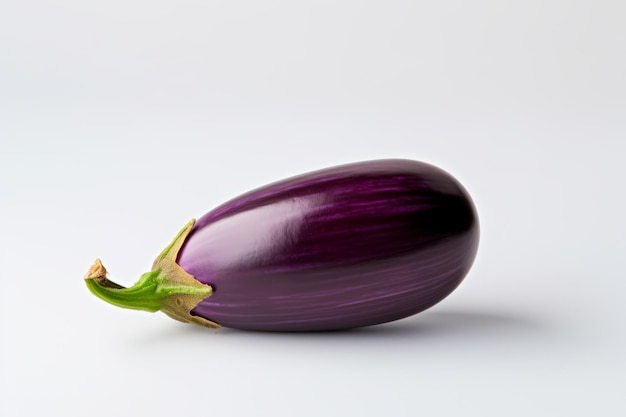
84;219;219;329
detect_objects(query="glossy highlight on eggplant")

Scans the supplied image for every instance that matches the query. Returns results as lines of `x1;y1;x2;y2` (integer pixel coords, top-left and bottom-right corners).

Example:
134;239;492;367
84;159;479;332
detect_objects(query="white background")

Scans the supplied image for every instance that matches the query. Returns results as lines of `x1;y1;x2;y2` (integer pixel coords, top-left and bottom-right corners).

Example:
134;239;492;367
1;1;625;416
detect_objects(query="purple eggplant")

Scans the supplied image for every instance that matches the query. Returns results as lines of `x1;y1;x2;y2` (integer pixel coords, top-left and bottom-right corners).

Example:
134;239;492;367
85;159;479;331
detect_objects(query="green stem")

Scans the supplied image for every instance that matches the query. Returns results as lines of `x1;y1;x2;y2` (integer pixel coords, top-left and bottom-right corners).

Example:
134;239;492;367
85;268;162;312
84;220;219;328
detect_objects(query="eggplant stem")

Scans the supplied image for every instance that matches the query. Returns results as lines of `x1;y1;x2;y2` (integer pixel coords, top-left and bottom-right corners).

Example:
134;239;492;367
84;220;220;328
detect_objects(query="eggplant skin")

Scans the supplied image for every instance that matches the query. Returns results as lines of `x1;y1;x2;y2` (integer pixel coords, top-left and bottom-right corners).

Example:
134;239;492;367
177;159;479;331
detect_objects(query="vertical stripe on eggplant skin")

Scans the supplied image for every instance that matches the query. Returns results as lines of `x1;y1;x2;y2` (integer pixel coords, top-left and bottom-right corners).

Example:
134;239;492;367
177;159;479;331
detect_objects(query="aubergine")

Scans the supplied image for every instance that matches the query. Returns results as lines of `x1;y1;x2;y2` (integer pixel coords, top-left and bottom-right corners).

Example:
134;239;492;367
85;159;479;332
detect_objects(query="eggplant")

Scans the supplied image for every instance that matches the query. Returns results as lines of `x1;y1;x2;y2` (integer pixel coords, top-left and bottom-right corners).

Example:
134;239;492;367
85;159;479;331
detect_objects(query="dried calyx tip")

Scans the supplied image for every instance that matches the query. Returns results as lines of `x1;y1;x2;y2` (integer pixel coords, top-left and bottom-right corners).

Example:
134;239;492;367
84;258;107;280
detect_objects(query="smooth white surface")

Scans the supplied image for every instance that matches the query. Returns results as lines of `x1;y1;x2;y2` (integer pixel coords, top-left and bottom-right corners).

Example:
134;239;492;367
1;1;625;416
